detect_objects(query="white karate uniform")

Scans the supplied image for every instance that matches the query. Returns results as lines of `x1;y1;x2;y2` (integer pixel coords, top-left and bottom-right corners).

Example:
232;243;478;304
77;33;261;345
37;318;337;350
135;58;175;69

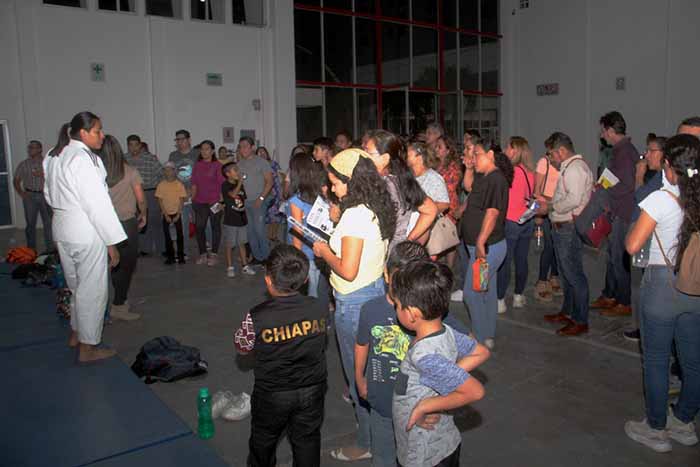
44;140;126;345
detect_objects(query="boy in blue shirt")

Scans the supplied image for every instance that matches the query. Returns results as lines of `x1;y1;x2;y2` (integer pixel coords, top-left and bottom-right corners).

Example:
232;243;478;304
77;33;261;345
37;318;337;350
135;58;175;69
354;242;488;466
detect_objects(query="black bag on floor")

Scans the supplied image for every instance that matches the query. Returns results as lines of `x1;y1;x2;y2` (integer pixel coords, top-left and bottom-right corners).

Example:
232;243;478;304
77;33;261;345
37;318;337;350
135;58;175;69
131;336;208;384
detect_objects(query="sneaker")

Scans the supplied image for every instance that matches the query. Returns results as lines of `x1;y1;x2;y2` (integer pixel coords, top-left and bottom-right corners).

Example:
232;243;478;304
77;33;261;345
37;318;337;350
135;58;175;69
513;294;527;308
226;267;236;278
196;254;208;265
624;419;672;453
623;329;640;342
241;265;256;275
484;338;495;350
207;253;219;267
110;304;140;321
450;289;464;302
666;407;698;446
497;299;507;314
534;280;553;302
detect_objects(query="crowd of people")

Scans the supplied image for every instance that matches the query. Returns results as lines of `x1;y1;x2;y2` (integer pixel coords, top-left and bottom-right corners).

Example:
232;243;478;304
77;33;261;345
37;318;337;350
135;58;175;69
21;109;699;465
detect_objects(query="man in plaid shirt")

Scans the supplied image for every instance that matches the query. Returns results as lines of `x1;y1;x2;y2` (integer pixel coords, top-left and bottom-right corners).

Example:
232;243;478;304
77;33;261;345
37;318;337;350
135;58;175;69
13;140;52;251
125;134;163;256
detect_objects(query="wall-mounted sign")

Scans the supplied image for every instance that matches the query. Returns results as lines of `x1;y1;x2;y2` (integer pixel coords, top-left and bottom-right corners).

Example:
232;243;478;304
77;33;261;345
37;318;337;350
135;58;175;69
222;126;235;144
90;63;106;82
206;73;223;86
615;77;626;91
536;83;559;96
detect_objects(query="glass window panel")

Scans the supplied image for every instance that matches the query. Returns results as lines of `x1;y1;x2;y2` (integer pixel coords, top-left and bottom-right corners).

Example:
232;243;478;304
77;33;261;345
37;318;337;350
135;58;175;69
324;14;353;83
381;0;409;19
234;0;264;26
325;88;354;139
295;10;322;81
459;0;478;30
0;175;11;226
382;90;408;136
481;36;499;92
296;0;320;5
443;31;458;90
459;34;479;91
355;19;376;84
357;89;377;139
440;94;460;143
463;95;479;136
44;0;84;7
296;87;323;143
412;27;437;89
191;0;217;21
382;22;409;86
354;0;375;13
99;0;117;10
481;0;499;33
324;0;352;10
442;0;457;28
0;124;6;172
147;0;181;18
480;96;500;143
412;0;437;23
409;92;436;138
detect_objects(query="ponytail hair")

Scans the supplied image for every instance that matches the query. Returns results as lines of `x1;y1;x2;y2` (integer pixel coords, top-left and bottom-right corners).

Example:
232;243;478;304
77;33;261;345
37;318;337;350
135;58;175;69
49;122;71;157
479;140;514;187
68;111;100;140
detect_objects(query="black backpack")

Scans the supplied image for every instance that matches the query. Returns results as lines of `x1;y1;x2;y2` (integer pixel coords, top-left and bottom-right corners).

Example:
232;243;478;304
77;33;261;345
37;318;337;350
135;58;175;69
131;336;208;384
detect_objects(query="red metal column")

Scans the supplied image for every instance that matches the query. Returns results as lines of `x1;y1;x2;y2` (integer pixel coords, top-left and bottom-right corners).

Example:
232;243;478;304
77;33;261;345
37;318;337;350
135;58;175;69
375;1;383;128
437;0;445;126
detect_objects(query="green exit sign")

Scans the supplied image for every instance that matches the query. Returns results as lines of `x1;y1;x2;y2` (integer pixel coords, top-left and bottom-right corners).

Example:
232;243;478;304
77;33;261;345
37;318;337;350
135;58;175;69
206;73;223;86
90;63;106;82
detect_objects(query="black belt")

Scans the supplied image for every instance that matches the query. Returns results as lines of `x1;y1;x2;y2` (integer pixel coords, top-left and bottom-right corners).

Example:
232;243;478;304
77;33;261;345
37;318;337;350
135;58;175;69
25;189;42;193
143;188;157;191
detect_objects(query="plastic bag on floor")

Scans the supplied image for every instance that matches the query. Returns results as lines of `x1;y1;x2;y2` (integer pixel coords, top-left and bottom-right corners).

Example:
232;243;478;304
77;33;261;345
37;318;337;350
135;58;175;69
211;390;250;421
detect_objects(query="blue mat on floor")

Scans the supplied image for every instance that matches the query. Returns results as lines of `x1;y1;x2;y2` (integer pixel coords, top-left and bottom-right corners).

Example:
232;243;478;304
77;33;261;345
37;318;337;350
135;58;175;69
83;434;228;467
0;342;193;467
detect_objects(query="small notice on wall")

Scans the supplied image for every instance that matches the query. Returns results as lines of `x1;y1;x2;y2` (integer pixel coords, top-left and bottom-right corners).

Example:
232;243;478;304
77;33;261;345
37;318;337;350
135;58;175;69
90;63;106;82
222;127;235;144
206;73;223;86
536;83;559;96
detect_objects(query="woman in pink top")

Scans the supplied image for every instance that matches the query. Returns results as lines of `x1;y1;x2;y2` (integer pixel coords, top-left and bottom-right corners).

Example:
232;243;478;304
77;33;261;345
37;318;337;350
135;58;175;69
497;137;535;313
191;140;225;266
534;152;562;301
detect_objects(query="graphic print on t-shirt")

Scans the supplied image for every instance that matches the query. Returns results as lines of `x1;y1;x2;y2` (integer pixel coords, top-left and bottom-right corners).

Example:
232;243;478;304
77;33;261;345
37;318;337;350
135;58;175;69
369;324;410;383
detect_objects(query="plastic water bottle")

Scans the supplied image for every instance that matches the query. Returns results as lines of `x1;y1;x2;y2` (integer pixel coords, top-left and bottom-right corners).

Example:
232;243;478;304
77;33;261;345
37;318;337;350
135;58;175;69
197;387;215;439
632;237;651;268
534;225;544;250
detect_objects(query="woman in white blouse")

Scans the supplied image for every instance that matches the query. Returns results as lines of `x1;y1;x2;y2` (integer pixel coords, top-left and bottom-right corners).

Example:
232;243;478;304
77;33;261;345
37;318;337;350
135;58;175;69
624;134;700;453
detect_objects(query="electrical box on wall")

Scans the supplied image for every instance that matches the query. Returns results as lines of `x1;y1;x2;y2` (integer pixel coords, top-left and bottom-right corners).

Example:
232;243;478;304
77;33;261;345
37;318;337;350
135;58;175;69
616;77;626;91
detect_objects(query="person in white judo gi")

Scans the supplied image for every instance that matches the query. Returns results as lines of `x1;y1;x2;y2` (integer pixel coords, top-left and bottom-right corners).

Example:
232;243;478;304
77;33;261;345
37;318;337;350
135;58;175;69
44;112;127;363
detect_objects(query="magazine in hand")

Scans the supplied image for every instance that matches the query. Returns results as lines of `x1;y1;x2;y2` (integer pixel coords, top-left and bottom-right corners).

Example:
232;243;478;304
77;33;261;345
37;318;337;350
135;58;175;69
306;196;336;236
287;216;329;244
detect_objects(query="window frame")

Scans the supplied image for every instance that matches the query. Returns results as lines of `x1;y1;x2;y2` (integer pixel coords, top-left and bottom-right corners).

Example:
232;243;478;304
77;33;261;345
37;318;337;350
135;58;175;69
294;0;502;143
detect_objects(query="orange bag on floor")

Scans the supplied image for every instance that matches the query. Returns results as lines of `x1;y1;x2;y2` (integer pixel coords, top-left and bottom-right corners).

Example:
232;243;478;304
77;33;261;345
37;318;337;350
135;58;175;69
6;247;37;264
472;258;489;292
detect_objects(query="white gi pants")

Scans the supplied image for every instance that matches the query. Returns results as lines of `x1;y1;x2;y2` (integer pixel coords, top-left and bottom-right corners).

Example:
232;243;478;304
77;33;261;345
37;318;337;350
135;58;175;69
56;238;109;345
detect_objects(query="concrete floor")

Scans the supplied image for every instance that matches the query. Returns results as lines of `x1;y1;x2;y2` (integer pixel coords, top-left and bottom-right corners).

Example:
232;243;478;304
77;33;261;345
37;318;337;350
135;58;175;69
3;228;698;466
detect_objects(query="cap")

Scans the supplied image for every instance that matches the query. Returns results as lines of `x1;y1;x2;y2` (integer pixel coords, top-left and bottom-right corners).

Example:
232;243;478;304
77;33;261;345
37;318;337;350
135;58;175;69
164;161;177;169
329;148;370;179
199;387;209;398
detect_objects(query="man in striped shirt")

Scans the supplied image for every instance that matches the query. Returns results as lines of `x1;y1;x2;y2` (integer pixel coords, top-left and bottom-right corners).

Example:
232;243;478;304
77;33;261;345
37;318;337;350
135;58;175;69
125;134;164;256
13;140;52;251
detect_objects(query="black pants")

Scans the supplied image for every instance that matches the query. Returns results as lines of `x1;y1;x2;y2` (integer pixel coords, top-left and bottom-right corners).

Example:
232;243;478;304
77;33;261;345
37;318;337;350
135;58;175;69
193;202;222;255
111;217;138;306
398;444;461;467
248;383;325;467
163;216;184;260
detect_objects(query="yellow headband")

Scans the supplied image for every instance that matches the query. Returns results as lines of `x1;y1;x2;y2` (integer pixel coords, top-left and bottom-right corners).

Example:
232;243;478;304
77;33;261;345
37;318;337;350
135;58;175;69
330;148;371;179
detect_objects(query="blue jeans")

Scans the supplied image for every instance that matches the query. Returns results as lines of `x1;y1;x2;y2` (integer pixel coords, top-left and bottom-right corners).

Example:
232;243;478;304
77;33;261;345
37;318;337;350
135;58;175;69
602;216;631;305
334;277;385;450
498;220;533;299
369;410;396;467
551;223;589;325
246;201;270;261
22;192;52;250
640;266;700;429
538;218;558;281
462;240;507;343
